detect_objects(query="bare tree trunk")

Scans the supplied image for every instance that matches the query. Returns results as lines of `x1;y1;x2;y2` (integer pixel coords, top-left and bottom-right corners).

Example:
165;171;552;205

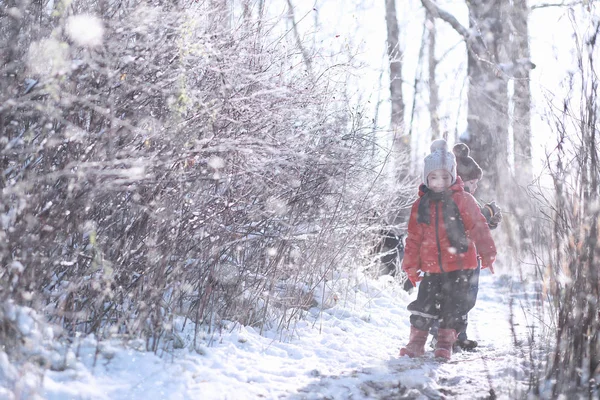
420;0;512;200
500;0;536;254
384;0;407;154
511;0;533;187
408;23;427;139
427;11;440;140
382;0;411;229
463;0;509;200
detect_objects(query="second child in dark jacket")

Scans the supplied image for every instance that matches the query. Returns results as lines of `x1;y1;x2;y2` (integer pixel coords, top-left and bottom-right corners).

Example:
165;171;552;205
399;139;496;361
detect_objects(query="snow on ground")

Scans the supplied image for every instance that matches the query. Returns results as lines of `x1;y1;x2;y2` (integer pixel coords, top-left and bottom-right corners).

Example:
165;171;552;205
4;269;545;400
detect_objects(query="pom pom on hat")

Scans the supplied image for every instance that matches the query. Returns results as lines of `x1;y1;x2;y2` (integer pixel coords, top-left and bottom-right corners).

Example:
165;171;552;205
453;143;470;158
452;143;483;181
430;139;450;153
423;139;457;185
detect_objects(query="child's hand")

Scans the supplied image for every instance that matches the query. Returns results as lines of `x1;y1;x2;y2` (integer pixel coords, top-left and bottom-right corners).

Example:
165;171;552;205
482;263;495;274
481;255;496;274
406;270;422;286
490;212;502;225
486;201;503;226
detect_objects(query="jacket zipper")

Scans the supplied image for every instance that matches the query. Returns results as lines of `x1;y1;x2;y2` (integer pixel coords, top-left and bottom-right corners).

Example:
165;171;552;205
435;201;445;273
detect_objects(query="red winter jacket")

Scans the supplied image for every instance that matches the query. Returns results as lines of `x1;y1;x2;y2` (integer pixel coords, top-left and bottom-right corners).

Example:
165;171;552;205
402;177;496;278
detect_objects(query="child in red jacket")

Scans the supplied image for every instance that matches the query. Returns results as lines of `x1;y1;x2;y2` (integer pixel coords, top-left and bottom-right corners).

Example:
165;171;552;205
399;139;496;360
428;143;503;351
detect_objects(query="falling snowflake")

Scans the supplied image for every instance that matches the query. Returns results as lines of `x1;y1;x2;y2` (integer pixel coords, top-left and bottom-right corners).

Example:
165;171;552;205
208;156;225;169
66;15;104;48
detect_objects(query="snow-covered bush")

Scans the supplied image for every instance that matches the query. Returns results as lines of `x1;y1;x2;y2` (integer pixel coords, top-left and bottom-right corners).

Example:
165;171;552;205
0;0;400;355
528;23;600;398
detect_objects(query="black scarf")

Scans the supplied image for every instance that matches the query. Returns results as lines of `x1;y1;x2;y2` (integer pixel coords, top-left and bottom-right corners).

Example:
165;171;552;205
417;184;469;254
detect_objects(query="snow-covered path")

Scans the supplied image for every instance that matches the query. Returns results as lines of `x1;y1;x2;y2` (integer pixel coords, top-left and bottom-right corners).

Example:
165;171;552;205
288;274;541;400
39;271;544;400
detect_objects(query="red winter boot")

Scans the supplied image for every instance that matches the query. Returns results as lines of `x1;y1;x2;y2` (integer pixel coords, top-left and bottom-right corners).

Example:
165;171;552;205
434;328;457;360
399;326;428;358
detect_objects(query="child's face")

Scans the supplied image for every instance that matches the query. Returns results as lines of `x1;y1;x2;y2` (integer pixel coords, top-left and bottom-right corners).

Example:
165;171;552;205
427;170;453;192
464;178;479;194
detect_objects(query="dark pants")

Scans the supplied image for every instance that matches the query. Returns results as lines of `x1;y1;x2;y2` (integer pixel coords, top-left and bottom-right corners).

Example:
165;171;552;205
408;268;480;334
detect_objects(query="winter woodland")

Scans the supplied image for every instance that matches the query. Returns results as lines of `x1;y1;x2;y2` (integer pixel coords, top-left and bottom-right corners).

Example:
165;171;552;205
0;0;599;398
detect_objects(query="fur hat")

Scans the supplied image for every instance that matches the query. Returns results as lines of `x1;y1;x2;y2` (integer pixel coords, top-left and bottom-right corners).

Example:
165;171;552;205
423;139;457;185
453;143;482;181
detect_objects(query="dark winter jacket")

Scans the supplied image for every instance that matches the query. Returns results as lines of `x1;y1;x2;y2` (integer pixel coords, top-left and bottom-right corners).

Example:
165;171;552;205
402;177;497;278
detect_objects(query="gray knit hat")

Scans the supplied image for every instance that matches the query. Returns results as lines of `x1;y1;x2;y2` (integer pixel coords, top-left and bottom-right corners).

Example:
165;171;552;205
423;139;457;185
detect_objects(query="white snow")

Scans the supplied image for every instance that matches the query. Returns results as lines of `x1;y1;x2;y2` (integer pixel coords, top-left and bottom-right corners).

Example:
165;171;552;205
27;38;70;76
66;15;104;48
3;268;544;400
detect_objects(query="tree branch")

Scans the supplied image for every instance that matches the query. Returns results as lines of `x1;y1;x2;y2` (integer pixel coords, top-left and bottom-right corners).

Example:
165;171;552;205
419;0;490;63
286;0;314;79
531;1;582;10
420;0;527;79
420;0;471;42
